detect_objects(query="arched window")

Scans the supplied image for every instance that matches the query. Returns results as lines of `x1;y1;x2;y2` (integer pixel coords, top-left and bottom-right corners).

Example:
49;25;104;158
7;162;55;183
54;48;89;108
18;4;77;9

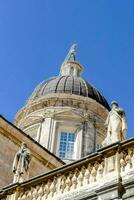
70;67;74;75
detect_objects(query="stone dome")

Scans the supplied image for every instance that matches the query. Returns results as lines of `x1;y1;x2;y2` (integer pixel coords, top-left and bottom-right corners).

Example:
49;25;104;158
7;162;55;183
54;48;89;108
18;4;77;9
28;75;110;110
15;45;110;161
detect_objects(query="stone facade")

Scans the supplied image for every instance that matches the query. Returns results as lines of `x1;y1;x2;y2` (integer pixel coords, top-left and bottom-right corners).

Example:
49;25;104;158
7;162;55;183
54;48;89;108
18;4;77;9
1;139;134;200
0;115;64;187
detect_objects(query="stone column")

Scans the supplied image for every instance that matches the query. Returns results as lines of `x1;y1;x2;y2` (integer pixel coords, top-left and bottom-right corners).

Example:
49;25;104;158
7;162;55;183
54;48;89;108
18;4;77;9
50;119;57;153
82;121;96;156
36;121;43;143
39;117;53;149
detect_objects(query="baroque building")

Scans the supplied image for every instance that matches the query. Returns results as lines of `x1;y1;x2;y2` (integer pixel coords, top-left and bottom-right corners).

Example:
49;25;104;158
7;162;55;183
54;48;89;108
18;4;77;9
0;45;134;200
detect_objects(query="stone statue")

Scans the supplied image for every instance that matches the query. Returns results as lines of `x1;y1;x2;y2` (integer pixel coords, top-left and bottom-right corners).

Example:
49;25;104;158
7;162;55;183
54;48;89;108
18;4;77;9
12;143;31;183
102;101;127;146
64;43;77;62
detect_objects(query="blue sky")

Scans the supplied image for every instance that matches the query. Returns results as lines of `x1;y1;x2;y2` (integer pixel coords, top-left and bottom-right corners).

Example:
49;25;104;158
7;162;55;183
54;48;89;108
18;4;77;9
0;1;134;138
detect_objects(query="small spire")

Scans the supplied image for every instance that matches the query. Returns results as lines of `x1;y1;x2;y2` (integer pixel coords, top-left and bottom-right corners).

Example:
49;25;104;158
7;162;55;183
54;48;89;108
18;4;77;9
64;43;77;62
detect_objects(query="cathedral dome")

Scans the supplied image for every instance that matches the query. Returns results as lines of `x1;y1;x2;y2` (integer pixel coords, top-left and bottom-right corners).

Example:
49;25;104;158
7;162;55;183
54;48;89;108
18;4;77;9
15;44;110;161
28;75;110;110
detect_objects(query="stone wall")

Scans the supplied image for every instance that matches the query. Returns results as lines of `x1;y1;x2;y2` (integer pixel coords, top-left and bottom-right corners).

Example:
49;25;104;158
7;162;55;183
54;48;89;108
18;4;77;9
0;133;47;187
0;116;64;188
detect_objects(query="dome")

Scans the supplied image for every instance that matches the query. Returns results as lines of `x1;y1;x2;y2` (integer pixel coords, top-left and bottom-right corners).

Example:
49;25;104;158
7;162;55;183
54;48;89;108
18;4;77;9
28;75;110;110
15;45;110;160
26;44;110;111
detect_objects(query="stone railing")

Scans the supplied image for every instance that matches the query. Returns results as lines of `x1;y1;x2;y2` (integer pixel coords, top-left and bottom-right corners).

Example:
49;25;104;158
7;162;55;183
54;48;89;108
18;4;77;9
1;138;134;200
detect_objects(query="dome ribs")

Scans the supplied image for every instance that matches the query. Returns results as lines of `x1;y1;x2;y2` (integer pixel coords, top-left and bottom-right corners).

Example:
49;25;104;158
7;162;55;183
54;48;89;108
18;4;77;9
55;76;66;93
27;76;110;110
82;79;88;97
40;78;55;96
64;76;73;94
78;78;82;96
54;76;65;93
73;76;80;95
71;76;74;94
63;76;69;93
43;77;59;95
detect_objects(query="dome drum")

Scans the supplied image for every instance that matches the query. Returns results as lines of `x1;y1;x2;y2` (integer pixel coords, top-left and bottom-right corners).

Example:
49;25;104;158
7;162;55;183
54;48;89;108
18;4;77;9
15;92;109;129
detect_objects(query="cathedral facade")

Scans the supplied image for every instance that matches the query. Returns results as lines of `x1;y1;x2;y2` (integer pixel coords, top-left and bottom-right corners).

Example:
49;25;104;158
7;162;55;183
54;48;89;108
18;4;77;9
0;45;134;200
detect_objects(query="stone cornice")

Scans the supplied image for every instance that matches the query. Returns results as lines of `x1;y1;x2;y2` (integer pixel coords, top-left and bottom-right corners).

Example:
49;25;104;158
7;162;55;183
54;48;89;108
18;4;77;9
61;61;83;71
16;107;105;130
15;93;109;127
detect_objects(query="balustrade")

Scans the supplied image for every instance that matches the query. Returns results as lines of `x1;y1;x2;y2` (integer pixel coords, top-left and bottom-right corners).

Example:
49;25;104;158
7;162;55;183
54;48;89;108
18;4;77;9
1;140;134;200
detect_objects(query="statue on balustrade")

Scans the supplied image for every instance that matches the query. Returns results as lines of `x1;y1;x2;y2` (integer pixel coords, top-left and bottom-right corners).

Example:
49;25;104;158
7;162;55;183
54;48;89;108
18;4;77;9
12;143;31;183
102;101;127;146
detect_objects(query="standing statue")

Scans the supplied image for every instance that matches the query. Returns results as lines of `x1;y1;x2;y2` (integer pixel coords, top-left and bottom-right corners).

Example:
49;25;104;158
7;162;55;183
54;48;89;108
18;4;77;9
12;143;31;183
64;43;77;62
102;101;127;146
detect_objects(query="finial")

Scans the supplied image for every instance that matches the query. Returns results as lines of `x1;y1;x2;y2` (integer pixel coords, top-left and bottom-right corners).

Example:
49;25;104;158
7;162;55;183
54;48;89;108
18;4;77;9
111;100;118;106
64;43;77;62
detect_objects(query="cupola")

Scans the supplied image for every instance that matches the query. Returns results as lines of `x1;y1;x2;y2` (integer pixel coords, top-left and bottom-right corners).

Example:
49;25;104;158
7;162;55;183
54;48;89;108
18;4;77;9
60;44;83;77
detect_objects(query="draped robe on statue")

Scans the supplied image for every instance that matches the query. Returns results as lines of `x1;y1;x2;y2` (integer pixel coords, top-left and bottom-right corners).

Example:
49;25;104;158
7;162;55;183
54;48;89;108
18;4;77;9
103;107;127;146
12;144;31;183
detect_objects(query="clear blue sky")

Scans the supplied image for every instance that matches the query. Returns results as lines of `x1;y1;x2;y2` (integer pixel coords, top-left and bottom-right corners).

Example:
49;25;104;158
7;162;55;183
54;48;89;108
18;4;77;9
0;1;134;138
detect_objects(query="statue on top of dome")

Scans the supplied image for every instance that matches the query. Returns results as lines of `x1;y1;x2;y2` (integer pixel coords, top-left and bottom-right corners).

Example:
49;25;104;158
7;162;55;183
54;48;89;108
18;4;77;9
64;43;77;62
102;101;127;146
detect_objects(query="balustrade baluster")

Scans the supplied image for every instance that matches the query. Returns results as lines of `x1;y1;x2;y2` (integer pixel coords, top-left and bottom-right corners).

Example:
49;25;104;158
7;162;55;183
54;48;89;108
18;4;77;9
27;189;32;200
120;152;126;173
32;187;39;200
71;169;78;190
60;175;66;194
83;164;92;185
49;177;57;198
37;184;44;200
65;172;72;192
96;162;104;181
17;192;23;200
90;164;97;183
77;166;85;187
44;180;51;199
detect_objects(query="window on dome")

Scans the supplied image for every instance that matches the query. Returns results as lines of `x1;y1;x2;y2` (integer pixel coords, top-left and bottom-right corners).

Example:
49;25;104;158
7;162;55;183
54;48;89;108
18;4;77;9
59;132;76;160
70;66;74;75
